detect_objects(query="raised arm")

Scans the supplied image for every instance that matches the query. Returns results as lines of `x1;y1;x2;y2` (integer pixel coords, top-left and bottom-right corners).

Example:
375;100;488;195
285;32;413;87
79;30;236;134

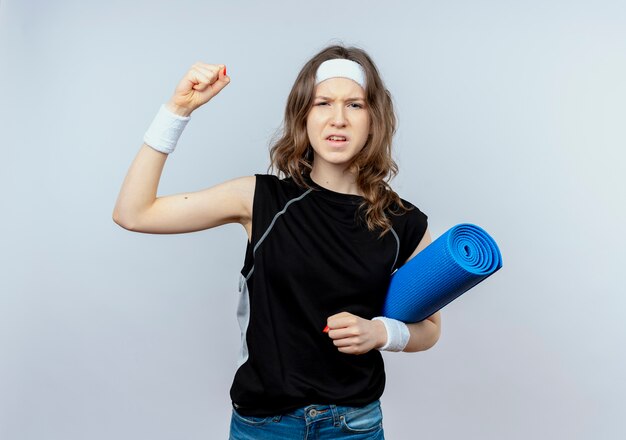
112;63;255;237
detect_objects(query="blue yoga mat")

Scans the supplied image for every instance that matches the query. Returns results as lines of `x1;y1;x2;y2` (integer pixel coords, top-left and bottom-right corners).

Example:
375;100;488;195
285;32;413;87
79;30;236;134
383;223;503;323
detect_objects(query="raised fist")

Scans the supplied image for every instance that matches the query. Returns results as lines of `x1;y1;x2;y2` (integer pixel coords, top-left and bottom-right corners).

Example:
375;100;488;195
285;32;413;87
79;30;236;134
167;62;230;116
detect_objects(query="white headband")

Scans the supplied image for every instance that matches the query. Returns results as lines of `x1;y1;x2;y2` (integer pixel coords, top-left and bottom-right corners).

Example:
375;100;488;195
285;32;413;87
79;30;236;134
315;59;366;89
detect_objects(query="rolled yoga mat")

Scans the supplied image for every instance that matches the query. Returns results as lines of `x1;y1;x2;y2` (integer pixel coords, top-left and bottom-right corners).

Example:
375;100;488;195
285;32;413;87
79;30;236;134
383;223;503;323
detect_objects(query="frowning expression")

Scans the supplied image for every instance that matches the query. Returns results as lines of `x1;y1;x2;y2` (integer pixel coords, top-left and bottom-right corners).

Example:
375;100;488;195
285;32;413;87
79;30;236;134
306;77;371;170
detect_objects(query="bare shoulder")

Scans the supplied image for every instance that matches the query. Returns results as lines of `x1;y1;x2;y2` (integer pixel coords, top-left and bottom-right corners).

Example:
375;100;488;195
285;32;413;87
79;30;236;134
210;175;256;207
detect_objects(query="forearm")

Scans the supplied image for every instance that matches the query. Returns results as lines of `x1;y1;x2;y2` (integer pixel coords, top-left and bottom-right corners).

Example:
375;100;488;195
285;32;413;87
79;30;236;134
403;315;441;353
112;144;167;228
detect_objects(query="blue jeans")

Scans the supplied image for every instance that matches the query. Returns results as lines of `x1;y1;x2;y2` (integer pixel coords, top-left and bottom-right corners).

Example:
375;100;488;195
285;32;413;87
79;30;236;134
229;399;384;439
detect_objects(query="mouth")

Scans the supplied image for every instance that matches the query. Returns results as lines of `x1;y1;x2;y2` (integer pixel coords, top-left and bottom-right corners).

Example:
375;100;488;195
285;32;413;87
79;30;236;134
325;135;349;145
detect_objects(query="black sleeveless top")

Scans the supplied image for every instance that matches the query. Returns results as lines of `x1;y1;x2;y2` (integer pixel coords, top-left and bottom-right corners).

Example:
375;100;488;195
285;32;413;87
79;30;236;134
230;174;428;416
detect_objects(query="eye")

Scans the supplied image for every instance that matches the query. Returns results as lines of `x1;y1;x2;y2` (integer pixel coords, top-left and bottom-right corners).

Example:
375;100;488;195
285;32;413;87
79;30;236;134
315;101;329;106
349;102;364;109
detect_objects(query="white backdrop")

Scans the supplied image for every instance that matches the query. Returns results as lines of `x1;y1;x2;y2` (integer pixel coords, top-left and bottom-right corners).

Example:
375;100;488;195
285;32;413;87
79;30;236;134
1;0;625;439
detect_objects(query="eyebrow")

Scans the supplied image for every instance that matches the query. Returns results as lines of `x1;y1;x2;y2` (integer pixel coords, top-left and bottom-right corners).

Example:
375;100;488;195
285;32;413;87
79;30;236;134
314;96;365;101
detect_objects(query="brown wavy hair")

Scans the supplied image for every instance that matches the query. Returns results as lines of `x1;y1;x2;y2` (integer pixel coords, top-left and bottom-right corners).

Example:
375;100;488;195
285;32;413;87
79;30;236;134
269;44;410;237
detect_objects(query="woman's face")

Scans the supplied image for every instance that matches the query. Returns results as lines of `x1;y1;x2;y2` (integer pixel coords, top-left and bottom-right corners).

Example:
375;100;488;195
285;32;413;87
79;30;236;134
306;77;370;171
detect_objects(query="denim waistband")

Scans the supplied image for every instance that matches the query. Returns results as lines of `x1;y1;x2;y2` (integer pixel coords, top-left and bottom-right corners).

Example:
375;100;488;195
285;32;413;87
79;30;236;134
273;400;380;426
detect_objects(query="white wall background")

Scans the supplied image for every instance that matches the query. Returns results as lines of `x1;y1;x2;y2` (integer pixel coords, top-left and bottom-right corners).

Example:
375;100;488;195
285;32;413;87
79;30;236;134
1;0;625;439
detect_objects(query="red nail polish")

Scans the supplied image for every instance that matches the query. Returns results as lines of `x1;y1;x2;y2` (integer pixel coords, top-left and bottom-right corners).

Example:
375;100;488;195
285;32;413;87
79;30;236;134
323;325;330;333
223;66;227;76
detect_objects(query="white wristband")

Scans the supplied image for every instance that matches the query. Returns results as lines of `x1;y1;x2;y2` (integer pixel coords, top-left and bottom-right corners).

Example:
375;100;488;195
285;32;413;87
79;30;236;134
143;104;191;154
372;317;410;352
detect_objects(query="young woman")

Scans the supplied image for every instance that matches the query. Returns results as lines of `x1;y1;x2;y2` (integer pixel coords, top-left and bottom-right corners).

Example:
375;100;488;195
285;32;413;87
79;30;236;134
113;44;441;439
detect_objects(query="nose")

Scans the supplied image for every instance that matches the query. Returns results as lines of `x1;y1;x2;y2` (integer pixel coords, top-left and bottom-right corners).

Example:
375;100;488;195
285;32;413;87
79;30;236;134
330;106;347;127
